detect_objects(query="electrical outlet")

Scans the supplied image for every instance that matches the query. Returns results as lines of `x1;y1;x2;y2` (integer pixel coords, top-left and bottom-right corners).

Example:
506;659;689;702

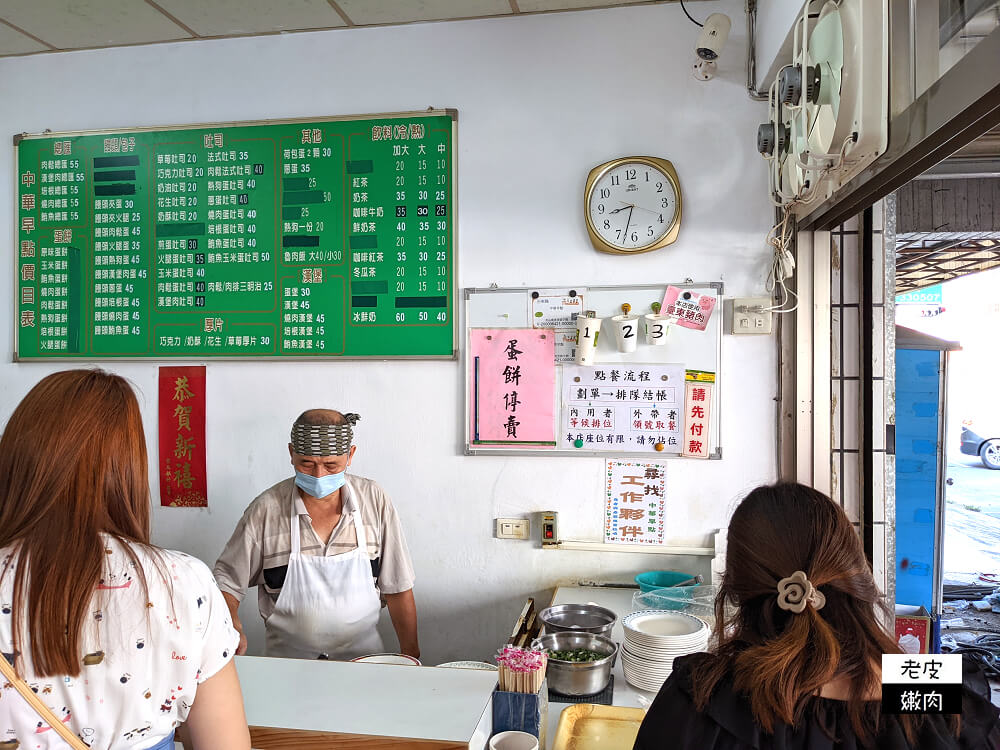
495;518;530;540
730;297;773;335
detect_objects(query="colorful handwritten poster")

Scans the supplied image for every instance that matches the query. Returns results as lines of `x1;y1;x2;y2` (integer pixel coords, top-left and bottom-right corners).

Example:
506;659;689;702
605;461;666;544
662;286;717;331
681;370;715;459
562;364;685;452
470;329;557;445
158;366;208;507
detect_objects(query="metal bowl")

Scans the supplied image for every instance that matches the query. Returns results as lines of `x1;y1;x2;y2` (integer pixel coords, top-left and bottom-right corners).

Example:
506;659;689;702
533;632;617;696
538;603;617;637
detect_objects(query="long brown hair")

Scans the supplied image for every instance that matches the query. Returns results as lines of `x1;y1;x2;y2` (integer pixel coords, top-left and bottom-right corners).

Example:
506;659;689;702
691;482;937;744
0;369;155;677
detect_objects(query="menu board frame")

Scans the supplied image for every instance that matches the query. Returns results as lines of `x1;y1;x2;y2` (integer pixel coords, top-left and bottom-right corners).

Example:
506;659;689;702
13;109;458;361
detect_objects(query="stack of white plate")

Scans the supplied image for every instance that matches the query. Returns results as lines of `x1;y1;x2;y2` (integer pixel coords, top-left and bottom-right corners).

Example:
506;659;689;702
620;610;709;693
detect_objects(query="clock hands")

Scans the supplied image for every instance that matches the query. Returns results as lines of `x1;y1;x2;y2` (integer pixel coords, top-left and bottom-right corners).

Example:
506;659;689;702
620;200;663;216
621;205;634;243
608;204;631;214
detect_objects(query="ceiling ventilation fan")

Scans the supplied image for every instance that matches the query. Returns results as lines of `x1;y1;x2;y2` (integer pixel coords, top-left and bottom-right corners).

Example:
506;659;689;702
756;0;888;213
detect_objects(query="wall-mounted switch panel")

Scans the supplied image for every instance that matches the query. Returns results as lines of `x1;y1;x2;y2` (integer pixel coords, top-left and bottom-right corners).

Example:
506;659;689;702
730;297;773;335
495;518;530;540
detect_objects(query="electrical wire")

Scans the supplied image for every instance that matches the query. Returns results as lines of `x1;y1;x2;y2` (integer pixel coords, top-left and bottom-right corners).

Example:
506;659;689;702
941;634;1000;679
763;208;799;314
678;0;703;27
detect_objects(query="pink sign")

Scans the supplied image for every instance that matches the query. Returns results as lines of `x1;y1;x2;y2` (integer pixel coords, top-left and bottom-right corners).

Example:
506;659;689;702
470;329;556;446
662;286;717;331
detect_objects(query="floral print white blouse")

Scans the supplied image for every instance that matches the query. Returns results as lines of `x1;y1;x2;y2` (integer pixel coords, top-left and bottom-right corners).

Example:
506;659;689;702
0;536;238;749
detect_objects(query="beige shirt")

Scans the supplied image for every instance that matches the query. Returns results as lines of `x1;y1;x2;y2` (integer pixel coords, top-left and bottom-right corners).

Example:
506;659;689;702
213;475;415;620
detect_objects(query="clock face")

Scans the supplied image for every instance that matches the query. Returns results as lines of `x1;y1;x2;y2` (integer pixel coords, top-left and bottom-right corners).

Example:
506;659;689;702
586;159;680;253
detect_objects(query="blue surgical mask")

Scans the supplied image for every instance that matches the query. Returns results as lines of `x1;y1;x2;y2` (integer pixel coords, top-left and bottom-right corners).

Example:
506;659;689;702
294;470;346;498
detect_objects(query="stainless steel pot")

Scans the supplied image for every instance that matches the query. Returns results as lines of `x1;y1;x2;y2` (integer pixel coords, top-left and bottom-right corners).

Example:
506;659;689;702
533;632;617;696
537;603;616;637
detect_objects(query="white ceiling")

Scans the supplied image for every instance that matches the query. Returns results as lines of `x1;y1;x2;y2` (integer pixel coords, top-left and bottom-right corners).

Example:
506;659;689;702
0;0;704;57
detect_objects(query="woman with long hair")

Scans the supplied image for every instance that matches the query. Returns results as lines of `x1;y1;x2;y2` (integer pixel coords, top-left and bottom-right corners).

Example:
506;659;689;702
634;482;1000;749
0;369;250;749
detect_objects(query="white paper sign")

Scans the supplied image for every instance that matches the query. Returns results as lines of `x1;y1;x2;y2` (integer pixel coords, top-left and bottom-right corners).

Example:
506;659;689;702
531;294;584;328
605;460;666;544
553;328;578;363
562;364;685;452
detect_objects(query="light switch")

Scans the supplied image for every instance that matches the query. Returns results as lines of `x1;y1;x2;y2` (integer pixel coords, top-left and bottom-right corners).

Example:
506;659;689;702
729;297;773;335
495;518;530;540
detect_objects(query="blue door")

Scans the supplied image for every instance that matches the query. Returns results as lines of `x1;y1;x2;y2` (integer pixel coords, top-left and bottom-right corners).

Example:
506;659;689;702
894;348;942;611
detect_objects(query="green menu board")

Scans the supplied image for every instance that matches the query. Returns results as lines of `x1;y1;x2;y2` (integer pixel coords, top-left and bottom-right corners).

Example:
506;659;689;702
14;110;456;360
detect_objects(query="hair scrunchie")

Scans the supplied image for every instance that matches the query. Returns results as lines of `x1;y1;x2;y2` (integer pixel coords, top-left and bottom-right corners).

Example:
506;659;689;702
776;570;826;613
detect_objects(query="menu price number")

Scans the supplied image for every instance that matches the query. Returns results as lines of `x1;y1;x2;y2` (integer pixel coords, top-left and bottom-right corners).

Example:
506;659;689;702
394;311;447;324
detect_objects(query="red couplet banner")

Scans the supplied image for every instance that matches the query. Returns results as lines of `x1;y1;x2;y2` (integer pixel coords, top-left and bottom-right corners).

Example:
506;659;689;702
158;366;208;507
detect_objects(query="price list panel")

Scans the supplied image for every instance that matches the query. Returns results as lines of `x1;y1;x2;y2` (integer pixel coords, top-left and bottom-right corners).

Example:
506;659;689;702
14;110;456;360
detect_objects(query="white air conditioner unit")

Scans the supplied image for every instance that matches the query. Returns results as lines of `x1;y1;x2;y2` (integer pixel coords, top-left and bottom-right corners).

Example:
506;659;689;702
756;0;888;213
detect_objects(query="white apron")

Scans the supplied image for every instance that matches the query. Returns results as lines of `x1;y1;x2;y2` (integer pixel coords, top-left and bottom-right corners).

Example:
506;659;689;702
264;486;385;660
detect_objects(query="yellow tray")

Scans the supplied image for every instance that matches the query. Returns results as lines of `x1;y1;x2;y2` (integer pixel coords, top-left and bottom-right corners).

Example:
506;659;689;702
551;704;646;750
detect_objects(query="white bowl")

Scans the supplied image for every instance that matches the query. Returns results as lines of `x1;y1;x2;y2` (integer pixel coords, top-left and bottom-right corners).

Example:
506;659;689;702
436;661;499;671
623;669;669;692
621;654;675;676
623;611;708;639
624;632;707;648
350;653;422;666
622;636;708;658
622;643;679;662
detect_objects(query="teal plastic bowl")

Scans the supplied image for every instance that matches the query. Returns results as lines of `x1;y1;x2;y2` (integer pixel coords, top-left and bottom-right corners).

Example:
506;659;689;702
635;570;698;596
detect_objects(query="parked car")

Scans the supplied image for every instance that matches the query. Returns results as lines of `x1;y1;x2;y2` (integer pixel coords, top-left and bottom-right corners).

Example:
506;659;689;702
960;418;1000;470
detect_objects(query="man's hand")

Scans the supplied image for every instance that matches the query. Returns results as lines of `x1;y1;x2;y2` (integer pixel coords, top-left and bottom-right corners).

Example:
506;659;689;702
234;624;248;656
222;592;249;656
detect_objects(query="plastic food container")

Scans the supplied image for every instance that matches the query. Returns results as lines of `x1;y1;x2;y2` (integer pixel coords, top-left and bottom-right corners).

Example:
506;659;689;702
634;570;700;593
634;571;701;610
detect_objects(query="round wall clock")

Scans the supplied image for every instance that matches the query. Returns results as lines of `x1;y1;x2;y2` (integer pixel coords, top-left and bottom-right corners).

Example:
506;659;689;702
584;156;682;255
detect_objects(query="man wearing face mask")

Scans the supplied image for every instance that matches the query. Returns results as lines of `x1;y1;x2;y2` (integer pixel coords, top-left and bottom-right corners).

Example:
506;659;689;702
213;409;418;661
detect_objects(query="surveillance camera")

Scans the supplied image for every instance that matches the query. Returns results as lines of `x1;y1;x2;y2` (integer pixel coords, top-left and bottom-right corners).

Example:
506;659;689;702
696;13;731;61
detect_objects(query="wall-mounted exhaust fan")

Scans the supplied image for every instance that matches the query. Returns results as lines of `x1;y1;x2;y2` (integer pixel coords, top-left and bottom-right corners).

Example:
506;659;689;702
756;0;888;212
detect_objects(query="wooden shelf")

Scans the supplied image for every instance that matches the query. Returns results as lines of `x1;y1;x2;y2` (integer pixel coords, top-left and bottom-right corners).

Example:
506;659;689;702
542;540;714;555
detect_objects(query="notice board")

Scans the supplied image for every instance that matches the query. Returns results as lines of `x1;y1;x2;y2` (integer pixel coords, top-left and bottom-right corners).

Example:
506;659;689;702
14;110;457;360
464;283;723;458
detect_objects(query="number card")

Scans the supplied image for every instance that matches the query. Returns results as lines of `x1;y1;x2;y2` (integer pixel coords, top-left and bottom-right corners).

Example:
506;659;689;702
605;461;666;544
881;654;962;715
470;328;556;446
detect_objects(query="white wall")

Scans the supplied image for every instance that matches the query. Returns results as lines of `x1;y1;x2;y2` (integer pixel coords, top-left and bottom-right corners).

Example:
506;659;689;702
0;1;776;664
756;0;803;86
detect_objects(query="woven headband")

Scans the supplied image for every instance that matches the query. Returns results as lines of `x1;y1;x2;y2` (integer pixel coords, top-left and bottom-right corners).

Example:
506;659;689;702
290;414;360;456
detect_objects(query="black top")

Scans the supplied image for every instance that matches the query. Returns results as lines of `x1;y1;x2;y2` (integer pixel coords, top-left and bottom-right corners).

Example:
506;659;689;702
633;652;1000;750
